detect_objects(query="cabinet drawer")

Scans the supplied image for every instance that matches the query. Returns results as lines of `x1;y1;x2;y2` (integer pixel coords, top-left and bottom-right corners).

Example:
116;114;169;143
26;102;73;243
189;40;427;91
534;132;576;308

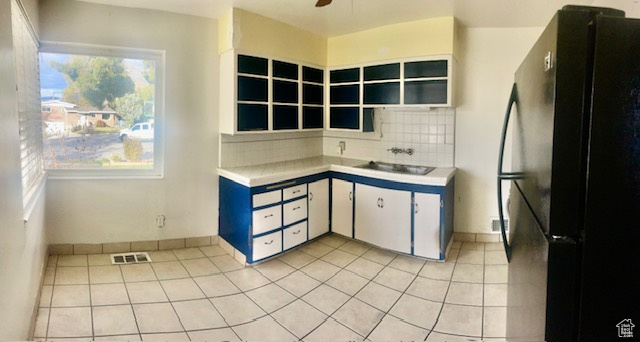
283;221;307;250
253;205;282;235
283;184;307;201
283;198;307;226
253;231;282;261
253;190;281;208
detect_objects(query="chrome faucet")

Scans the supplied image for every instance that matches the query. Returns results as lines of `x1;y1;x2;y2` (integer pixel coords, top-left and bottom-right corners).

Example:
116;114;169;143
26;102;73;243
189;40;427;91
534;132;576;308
387;147;414;155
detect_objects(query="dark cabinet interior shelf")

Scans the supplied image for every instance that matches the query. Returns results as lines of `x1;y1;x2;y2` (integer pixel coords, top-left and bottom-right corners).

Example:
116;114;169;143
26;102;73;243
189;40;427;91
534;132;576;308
238;104;268;131
363;82;400;104
303;107;323;129
364;63;400;81
303;84;323;105
330;68;359;83
273;60;298;80
273;79;298;103
238;55;268;76
238;76;268;102
405;80;448;104
405;60;448;78
330;107;359;130
273;105;299;130
303;67;324;84
330;85;359;105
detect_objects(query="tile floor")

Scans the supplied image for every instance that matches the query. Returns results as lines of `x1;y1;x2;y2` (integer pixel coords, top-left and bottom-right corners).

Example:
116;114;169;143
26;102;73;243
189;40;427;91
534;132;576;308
34;235;508;341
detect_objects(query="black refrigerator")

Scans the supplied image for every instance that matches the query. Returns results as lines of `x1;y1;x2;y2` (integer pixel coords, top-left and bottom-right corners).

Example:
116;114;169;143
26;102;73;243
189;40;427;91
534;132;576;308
497;5;640;341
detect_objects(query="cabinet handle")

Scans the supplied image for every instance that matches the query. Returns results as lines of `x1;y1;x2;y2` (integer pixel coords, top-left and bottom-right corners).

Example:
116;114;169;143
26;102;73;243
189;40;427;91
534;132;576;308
349;191;352;201
293;190;301;194
292;206;301;211
292;230;301;235
309;192;313;201
380;198;384;208
377;198;381;208
264;240;274;245
264;214;273;218
415;202;420;213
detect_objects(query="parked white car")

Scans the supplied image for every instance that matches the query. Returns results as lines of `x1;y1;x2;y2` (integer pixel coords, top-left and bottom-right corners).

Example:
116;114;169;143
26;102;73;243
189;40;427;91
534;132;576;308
119;122;154;141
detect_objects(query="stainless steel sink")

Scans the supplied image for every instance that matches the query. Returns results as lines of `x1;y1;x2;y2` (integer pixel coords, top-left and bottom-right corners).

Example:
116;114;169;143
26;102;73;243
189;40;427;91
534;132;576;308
355;161;435;175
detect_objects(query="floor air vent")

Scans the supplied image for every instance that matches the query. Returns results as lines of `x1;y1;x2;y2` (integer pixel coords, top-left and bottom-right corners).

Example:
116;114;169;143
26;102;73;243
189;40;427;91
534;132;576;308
491;218;509;233
111;252;152;265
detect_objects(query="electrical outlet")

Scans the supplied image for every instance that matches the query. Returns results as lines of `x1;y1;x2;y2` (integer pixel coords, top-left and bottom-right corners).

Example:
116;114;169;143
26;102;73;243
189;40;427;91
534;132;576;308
156;215;166;228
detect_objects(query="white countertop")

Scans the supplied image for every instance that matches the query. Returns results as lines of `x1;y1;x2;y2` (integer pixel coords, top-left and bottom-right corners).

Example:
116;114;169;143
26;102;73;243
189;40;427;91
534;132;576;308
218;156;456;187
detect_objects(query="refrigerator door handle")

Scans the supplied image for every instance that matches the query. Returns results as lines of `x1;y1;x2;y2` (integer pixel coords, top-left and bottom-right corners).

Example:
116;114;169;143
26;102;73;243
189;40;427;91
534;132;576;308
497;83;523;262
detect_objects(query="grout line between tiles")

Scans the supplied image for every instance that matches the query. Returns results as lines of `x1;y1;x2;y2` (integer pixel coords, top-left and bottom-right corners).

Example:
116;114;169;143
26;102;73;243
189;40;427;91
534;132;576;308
117;263;143;341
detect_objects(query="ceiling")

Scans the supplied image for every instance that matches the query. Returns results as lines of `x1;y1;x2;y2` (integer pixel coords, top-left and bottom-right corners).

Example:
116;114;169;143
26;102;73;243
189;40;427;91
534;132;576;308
76;0;639;37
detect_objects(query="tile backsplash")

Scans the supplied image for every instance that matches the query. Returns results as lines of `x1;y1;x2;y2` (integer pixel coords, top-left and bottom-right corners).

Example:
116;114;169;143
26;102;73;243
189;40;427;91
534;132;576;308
323;107;455;167
219;107;455;168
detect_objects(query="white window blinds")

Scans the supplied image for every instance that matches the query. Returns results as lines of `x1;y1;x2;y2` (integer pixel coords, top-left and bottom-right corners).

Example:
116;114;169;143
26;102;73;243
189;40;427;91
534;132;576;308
11;0;44;206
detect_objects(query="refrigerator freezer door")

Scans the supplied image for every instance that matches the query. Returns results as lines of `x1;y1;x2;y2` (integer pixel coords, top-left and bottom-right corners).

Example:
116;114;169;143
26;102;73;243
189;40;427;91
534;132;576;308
577;16;640;340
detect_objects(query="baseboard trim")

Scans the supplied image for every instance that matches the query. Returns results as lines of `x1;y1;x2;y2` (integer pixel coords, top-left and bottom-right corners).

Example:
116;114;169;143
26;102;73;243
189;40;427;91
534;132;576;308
49;235;221;255
453;232;503;243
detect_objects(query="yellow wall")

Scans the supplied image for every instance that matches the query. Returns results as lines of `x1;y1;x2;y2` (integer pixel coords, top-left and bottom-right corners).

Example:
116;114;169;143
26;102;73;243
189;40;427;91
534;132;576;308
218;9;232;54
229;8;326;66
327;17;456;67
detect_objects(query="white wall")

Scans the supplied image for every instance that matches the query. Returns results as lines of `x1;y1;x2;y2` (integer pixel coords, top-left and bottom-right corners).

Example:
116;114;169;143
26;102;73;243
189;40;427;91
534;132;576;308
0;0;49;340
40;0;219;243
454;27;542;233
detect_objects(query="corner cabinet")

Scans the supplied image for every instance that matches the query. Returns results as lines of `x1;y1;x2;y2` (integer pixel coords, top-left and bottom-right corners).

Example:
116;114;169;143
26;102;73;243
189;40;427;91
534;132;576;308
327;55;455;132
219;50;325;134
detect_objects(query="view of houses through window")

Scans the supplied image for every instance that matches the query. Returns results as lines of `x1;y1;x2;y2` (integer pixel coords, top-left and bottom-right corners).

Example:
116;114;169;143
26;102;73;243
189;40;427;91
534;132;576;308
40;52;156;169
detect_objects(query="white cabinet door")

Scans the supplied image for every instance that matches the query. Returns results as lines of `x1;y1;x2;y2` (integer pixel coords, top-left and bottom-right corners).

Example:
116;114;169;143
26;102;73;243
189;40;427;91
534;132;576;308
354;183;383;246
413;193;441;259
331;179;353;238
308;179;329;240
379;187;412;254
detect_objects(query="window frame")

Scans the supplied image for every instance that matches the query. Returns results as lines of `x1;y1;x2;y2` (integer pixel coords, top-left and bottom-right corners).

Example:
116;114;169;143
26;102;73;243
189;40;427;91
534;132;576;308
39;42;166;179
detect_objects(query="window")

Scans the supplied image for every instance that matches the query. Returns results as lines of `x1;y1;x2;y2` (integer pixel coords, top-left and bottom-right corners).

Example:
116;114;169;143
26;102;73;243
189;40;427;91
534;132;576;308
39;44;164;178
42;107;51;112
12;0;45;208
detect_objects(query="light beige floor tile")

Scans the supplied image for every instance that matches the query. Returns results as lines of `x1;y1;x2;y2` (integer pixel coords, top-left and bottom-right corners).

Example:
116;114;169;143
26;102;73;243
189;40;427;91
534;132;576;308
180;258;220;277
48;307;93;338
304;318;364;342
276;270;321;297
33;308;49;338
485;242;505;251
271;299;327;338
445;282;483;306
172;299;226;330
337;240;371;256
92;305;138;336
373;266;416;292
141;332;189;341
246;283;296;313
325;269;369;296
209;255;244;272
355;282;402;312
485;265;508;284
160;278;205;301
146;250;177;262
126;281;168;304
89;265;124;284
483;306;507;338
88;254;112;266
388;254;426;274
485;251;508;265
210;293;266;325
461;242;485;251
58;255;88;267
389;294;442;330
133;303;183;333
332;298;384;337
345;257;384;279
450;241;462;249
278;250;316;269
452;264;484;283
426;331;481;341
40;286;53;307
231;316;297;342
94;334;141;341
198;245;228;257
187;328;239;342
484;284;507;306
457;249;485;265
172;248;205;260
433;303;482;337
300;241;334;258
193;274;240;298
253;258;295;281
44;267;56;285
368;315;429;342
55;267;89;285
406;276;450;303
302;284;350;316
445;248;461;263
121;264;156;282
51;285;90;307
320;249;358;268
317;234;348;248
91;283;129;306
361;248;397;265
301;259;341;282
47;255;59;267
225;268;270;291
152;261;189;280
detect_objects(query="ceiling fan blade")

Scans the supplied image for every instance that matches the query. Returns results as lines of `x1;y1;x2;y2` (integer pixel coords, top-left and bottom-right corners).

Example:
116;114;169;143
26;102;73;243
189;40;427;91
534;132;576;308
315;0;332;7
